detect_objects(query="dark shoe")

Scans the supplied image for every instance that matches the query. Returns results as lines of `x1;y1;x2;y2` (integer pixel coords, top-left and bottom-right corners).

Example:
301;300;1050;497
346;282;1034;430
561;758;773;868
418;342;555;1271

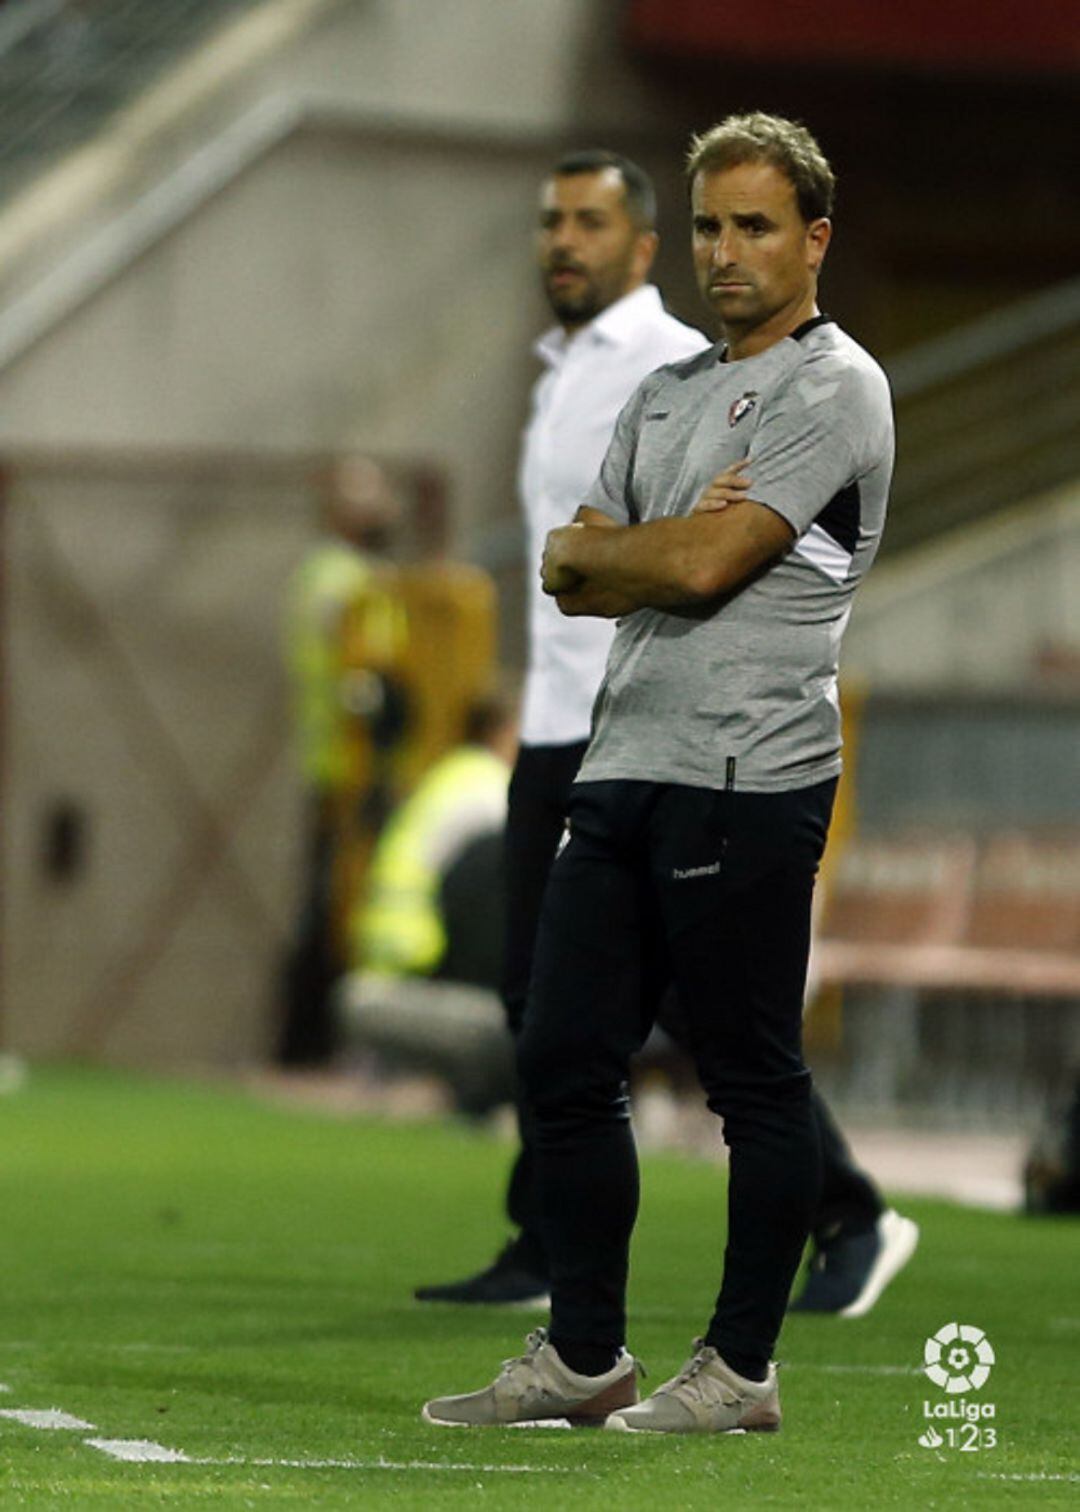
414;1240;550;1308
790;1209;919;1317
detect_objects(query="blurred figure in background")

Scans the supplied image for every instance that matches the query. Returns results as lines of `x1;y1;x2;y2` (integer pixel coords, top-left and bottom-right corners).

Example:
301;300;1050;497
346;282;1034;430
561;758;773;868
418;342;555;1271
343;693;518;1115
415;150;706;1305
351;692;515;990
277;456;406;1067
1024;1071;1080;1214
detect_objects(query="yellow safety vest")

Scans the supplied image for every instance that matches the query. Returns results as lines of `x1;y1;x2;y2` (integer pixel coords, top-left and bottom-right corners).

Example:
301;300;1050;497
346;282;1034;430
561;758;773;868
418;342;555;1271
352;746;509;977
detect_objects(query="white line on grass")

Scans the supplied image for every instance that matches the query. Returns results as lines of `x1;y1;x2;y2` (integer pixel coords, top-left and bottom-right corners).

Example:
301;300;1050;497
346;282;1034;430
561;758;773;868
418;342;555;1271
2;1389;576;1477
790;1363;922;1376
0;1404;731;1480
244;1457;575;1474
85;1441;574;1473
87;1439;191;1463
978;1473;1080;1485
110;1343;198;1354
0;1409;96;1430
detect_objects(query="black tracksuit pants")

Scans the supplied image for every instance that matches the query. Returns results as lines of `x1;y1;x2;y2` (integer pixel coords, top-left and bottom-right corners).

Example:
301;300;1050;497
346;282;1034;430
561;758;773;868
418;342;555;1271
501;747;881;1273
517;775;839;1377
500;743;587;1272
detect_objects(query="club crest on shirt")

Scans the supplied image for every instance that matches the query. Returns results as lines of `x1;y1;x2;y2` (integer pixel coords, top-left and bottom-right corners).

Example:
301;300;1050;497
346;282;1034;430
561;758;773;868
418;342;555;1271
728;390;759;427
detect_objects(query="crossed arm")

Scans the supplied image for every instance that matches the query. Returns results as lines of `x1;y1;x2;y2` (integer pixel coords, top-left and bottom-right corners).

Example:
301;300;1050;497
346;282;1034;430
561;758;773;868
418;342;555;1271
541;461;795;618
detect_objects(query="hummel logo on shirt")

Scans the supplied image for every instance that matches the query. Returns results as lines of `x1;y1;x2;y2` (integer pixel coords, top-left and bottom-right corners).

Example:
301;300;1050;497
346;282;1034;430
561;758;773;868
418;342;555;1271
672;860;723;881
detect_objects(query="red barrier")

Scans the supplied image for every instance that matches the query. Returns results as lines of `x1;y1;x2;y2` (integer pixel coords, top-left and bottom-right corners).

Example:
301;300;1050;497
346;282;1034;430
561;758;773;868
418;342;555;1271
817;829;1080;995
627;0;1080;73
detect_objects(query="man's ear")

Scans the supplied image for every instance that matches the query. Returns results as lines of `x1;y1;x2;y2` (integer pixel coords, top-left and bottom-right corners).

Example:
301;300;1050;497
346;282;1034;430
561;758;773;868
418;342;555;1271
634;228;660;281
806;217;831;273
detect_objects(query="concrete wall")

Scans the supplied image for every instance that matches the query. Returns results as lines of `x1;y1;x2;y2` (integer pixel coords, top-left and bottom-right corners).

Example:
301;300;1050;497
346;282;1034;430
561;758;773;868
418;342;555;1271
0;0;700;1070
3;466;309;1069
0;130;549;539
0;0;700;545
268;0;664;133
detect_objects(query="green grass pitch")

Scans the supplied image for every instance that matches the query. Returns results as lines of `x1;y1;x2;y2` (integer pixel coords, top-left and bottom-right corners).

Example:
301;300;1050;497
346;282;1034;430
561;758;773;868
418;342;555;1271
0;1065;1076;1508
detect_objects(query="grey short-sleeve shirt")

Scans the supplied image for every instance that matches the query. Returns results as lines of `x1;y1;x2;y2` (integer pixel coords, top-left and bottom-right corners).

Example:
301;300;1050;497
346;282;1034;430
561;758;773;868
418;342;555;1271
576;317;894;793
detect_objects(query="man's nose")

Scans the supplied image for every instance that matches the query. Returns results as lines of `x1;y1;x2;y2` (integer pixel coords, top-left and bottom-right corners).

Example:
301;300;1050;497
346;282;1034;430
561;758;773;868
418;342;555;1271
710;229;736;268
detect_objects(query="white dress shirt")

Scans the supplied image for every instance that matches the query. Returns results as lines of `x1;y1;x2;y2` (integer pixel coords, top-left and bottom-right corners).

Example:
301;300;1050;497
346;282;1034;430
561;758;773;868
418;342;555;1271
517;284;709;746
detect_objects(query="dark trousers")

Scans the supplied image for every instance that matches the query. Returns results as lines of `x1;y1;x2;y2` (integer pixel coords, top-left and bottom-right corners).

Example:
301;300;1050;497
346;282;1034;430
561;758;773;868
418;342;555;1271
500;748;882;1277
517;777;837;1376
500;742;589;1270
813;1082;883;1241
277;802;341;1066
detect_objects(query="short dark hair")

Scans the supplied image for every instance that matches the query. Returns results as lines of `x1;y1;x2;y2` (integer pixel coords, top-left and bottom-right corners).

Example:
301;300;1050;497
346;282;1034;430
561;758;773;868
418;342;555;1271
550;150;657;230
686;113;835;223
462;691;515;749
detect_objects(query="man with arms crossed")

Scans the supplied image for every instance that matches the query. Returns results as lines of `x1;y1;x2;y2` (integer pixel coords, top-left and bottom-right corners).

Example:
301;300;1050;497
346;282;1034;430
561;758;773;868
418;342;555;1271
423;112;903;1434
418;145;915;1321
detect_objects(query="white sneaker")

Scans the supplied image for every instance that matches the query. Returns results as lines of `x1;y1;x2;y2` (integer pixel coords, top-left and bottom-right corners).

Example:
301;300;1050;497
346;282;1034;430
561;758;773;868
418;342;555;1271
605;1342;780;1435
790;1208;920;1317
422;1328;639;1427
840;1210;920;1318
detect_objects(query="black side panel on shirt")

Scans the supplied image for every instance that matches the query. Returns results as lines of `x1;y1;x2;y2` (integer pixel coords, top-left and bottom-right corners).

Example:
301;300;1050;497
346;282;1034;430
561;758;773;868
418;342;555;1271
815;479;860;554
625;431;642;524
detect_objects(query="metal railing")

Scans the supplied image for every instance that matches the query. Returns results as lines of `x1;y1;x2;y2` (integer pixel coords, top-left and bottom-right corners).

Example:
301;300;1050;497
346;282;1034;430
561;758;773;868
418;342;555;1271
0;0;267;204
882;277;1080;556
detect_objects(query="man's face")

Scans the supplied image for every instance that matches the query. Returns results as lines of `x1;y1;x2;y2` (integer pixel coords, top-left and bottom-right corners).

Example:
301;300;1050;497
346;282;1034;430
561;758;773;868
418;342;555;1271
537;168;655;331
690;160;830;348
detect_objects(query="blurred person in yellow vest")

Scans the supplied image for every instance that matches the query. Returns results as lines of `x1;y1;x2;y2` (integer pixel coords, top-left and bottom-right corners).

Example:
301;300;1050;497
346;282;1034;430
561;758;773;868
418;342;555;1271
278;456;408;1067
352;693;517;992
343;694;518;1115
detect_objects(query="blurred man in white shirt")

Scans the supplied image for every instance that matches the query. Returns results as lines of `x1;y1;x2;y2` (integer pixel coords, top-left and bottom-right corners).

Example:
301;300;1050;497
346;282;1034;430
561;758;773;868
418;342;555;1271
416;151;705;1305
